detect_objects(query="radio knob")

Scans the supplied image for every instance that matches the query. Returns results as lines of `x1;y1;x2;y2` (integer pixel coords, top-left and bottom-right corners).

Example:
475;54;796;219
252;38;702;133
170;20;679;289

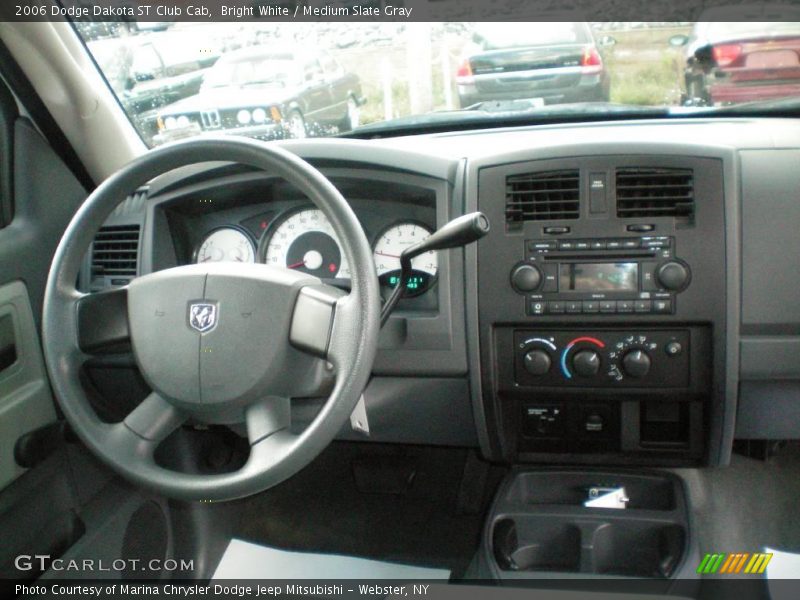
510;264;542;293
656;261;690;291
622;349;652;379
572;350;601;377
524;349;552;376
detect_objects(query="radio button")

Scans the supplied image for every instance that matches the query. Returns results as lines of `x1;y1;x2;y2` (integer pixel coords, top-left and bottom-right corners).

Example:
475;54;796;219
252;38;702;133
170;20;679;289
582;301;599;313
529;240;556;251
590;241;606;250
547;301;565;314
653;299;672;314
566;301;582;314
599;301;616;313
641;262;660;292
528;300;546;315
575;241;590;250
606;240;623;250
617;300;634;313
558;241;576;250
634;300;652;313
622;239;640;249
542;264;559;292
643;238;669;249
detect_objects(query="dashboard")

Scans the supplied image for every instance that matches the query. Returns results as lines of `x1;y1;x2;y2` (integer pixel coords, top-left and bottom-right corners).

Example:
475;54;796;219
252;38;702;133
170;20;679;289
82;116;800;467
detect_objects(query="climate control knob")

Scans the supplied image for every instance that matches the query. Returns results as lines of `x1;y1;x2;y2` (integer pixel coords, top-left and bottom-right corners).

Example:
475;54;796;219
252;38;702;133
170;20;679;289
656;261;690;291
572;350;601;377
622;349;652;379
524;349;552;376
511;264;542;293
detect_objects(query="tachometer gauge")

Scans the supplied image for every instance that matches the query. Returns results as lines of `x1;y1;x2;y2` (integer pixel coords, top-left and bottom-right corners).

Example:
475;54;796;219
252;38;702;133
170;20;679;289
261;208;351;279
196;228;255;264
373;222;438;296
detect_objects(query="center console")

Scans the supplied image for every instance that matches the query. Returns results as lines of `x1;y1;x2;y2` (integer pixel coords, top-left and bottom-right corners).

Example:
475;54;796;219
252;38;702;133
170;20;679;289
473;154;727;466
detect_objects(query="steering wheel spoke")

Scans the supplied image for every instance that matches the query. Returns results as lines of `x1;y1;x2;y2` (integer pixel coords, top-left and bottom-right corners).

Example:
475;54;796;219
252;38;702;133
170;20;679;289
123;391;185;443
76;287;130;355
289;283;347;359
245;397;291;445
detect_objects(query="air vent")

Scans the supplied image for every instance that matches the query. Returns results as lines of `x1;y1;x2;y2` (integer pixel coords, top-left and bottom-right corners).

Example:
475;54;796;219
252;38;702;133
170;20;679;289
616;168;694;218
506;170;580;223
91;225;140;279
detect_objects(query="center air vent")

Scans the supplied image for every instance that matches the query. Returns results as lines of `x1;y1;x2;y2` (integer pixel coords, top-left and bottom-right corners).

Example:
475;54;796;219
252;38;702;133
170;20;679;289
506;170;580;223
91;225;141;279
616;168;694;218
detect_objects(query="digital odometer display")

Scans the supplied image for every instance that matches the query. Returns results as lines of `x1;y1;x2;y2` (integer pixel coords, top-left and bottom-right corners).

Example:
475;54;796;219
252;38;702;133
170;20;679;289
559;262;638;292
379;271;435;295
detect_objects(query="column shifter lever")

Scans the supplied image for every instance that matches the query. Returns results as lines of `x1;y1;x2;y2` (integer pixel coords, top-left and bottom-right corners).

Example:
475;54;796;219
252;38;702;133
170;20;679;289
354;212;489;437
379;212;490;326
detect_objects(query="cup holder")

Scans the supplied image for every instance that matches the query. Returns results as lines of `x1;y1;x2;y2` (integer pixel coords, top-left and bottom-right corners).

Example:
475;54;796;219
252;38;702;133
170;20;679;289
487;471;690;579
592;522;685;578
492;518;582;572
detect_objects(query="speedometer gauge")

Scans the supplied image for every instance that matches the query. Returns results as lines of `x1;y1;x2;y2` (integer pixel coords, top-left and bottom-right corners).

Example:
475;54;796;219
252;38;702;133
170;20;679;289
196;228;255;264
373;222;438;296
261;208;351;279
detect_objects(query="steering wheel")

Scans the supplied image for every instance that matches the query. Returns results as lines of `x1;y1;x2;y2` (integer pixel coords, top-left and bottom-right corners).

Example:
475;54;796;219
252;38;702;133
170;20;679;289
42;138;380;501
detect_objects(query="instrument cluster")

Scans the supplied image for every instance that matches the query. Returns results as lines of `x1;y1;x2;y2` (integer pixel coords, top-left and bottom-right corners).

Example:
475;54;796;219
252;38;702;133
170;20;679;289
193;206;439;297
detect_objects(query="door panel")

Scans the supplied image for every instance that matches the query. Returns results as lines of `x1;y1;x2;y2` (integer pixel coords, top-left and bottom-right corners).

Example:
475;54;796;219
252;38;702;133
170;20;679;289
0;280;56;490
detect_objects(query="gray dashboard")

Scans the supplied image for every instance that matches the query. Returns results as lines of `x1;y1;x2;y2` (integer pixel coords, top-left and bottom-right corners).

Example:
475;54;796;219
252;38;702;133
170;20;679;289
83;117;800;463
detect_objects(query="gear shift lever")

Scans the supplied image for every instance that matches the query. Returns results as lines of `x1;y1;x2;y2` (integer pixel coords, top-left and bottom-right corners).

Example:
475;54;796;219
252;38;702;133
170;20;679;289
380;212;490;326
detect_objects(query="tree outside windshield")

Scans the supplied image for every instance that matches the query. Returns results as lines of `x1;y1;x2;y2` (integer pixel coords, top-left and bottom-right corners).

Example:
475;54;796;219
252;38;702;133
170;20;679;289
76;21;800;146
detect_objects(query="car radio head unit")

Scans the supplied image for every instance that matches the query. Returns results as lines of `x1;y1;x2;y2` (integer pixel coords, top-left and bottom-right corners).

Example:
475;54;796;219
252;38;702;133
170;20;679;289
509;236;691;316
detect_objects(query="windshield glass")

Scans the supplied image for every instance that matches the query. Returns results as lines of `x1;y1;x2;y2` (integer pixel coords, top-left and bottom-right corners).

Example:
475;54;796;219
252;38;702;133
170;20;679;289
75;21;800;146
202;55;298;89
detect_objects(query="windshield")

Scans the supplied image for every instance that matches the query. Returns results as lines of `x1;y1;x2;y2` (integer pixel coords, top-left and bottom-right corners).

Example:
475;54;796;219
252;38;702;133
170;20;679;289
75;21;800;146
202;55;298;89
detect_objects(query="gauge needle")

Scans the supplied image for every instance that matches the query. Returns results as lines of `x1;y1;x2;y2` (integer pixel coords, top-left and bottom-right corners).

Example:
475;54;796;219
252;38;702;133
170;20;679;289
287;261;306;269
375;251;401;259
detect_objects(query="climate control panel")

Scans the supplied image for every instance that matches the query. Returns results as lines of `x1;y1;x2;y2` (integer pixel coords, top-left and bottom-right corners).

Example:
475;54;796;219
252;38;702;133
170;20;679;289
514;329;690;388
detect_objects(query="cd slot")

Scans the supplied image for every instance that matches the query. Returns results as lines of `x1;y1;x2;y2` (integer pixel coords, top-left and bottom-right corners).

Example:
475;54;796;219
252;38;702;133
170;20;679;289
542;251;656;261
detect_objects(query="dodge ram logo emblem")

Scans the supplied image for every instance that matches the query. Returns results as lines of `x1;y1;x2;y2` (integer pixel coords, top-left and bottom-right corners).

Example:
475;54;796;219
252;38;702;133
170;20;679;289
188;302;217;333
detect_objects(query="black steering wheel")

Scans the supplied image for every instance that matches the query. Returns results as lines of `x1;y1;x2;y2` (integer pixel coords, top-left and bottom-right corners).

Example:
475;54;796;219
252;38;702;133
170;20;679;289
42;138;381;501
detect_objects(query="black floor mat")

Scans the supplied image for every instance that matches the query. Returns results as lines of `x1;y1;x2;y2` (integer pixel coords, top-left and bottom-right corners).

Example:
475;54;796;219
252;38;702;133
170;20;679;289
229;442;499;578
675;442;800;555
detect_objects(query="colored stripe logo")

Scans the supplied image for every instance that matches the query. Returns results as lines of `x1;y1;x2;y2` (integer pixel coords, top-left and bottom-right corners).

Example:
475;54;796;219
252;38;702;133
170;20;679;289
697;552;773;574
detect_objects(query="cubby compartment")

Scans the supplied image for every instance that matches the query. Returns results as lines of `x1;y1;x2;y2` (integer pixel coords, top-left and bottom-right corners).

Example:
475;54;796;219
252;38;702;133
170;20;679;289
492;517;582;572
504;470;677;511
484;469;692;580
591;522;685;578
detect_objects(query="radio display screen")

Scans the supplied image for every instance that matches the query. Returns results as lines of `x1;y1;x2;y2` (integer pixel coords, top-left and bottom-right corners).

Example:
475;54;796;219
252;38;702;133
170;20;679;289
559;262;638;292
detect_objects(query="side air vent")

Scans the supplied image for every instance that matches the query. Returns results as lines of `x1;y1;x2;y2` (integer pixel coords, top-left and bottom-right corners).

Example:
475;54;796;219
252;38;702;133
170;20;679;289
91;224;141;279
506;170;580;223
616;168;694;218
